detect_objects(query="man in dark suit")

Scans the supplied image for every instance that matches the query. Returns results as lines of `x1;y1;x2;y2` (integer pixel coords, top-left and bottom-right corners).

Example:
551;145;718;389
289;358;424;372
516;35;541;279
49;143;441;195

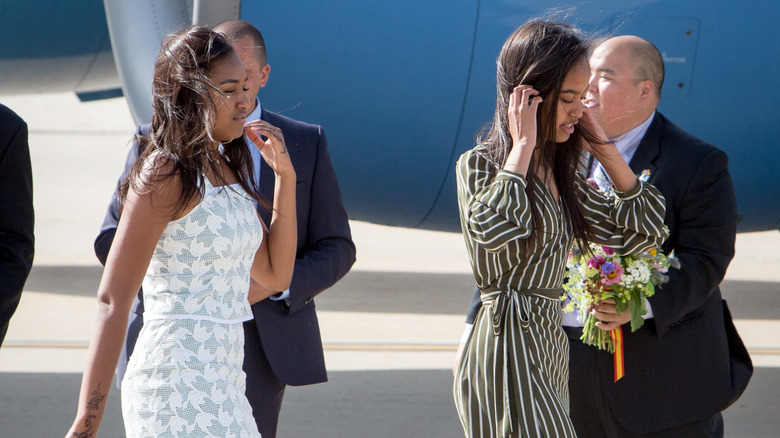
94;21;355;438
0;103;34;347
567;35;752;437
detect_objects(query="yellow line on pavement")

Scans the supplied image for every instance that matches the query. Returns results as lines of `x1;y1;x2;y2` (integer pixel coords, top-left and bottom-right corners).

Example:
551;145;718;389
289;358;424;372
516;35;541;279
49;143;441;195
3;342;88;349
324;344;455;351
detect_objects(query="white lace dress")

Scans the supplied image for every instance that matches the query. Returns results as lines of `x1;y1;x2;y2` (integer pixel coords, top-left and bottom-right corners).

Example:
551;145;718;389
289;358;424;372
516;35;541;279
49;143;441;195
121;178;263;438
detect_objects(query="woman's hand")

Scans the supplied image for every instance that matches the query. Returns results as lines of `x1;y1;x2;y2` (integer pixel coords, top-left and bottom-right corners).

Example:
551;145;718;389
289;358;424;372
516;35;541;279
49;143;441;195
504;85;542;175
577;108;613;158
244;120;295;178
579;108;638;192
247;278;279;305
507;85;542;149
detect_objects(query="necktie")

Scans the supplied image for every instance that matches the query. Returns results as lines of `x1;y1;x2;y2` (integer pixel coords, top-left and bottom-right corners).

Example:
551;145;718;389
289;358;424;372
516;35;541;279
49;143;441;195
592;161;611;191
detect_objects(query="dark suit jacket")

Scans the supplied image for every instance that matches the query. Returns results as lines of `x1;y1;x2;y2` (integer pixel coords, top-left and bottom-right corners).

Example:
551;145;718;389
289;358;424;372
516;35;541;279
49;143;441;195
0;104;34;346
597;112;751;433
464;112;752;433
95;109;355;387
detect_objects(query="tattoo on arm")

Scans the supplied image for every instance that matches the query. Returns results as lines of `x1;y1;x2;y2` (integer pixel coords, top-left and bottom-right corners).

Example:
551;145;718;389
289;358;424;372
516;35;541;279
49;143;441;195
70;384;106;437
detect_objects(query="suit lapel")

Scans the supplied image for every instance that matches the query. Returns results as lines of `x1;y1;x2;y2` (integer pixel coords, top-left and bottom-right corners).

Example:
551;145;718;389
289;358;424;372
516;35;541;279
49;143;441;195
628;113;662;183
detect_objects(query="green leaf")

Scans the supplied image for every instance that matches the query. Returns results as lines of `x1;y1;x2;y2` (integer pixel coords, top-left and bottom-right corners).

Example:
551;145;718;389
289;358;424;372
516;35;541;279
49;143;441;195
629;290;647;332
615;297;629;315
645;282;655;298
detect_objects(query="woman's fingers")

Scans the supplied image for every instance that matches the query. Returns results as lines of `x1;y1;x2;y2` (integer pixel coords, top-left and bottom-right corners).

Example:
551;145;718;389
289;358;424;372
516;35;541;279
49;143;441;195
578;109;611;155
507;84;541;143
244;122;288;158
509;85;538;110
243;126;264;147
242;121;294;175
519;86;540;107
244;121;284;144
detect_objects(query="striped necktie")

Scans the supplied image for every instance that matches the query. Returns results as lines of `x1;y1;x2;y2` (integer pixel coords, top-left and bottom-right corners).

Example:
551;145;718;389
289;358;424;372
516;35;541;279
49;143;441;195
592;162;611;191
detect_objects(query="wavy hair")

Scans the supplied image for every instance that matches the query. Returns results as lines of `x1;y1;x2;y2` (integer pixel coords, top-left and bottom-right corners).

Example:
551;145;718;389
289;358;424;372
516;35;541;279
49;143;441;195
119;26;264;217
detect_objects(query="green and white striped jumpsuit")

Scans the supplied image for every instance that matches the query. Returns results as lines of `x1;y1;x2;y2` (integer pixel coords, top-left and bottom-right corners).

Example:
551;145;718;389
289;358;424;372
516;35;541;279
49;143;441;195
453;148;668;437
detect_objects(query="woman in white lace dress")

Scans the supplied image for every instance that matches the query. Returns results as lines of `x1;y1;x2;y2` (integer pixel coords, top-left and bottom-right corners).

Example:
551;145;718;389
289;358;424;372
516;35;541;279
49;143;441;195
66;27;296;438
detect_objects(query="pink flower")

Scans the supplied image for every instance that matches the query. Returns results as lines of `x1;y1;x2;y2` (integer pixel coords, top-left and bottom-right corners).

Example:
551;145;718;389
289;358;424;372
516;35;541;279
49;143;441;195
602;246;615;255
600;263;624;285
587;257;605;270
652;263;669;273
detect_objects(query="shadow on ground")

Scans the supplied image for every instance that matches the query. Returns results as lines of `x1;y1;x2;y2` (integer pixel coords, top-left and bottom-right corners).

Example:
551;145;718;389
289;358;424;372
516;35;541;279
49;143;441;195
24;265;104;297
1;368;777;437
27;267;780;319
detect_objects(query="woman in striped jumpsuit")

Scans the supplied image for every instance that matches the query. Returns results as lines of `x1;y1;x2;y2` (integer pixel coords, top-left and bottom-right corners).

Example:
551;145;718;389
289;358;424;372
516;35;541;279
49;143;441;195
453;21;668;437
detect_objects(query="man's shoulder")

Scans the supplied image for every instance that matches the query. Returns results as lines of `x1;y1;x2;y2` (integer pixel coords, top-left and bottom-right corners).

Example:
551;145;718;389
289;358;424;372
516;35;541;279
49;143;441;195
656;113;723;157
262;109;322;135
0;104;26;134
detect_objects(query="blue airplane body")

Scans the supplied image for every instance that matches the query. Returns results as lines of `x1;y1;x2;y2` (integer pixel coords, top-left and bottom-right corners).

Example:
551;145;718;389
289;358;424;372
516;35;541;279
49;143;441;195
2;0;777;232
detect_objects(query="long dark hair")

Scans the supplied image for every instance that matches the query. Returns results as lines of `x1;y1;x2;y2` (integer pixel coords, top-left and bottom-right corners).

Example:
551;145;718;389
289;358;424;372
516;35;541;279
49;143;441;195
119;26;264;217
478;20;601;246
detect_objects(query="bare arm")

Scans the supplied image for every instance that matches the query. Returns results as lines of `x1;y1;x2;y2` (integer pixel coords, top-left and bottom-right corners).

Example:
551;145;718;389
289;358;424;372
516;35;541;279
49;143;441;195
66;167;179;437
244;121;298;292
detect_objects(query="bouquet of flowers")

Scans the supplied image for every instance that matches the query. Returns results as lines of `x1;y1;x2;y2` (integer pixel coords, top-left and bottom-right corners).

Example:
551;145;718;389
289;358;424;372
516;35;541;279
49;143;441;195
562;242;680;352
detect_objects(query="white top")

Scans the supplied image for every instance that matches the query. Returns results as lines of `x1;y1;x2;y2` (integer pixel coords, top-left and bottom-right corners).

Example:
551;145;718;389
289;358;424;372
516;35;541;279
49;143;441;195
142;178;263;323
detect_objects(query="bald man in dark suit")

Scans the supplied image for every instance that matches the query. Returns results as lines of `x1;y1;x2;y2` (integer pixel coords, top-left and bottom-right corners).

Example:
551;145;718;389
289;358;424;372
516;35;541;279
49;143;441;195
567;35;752;437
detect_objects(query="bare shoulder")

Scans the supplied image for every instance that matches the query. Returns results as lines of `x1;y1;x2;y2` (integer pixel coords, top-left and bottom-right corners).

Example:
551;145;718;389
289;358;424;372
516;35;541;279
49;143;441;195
129;154;194;221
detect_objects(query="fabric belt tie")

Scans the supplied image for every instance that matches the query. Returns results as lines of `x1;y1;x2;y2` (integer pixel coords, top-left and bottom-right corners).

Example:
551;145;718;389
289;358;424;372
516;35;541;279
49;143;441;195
480;288;561;336
477;287;563;435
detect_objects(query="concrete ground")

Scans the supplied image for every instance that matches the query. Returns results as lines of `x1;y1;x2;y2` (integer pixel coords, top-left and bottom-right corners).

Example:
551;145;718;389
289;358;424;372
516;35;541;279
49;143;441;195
1;93;778;437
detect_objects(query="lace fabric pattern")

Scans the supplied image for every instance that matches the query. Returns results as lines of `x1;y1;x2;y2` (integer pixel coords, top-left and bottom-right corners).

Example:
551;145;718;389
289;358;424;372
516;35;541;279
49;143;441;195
122;180;263;438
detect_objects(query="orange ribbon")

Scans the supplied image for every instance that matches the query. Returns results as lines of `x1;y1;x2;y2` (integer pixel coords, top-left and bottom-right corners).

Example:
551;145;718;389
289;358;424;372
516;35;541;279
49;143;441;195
610;326;625;382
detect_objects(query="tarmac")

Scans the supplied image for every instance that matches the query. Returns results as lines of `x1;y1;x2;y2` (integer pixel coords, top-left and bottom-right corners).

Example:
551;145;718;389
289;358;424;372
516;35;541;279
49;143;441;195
1;93;778;437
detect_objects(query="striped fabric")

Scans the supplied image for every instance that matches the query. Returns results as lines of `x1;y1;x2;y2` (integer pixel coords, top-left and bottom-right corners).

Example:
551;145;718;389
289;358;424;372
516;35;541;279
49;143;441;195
453;148;667;437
